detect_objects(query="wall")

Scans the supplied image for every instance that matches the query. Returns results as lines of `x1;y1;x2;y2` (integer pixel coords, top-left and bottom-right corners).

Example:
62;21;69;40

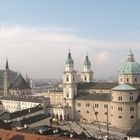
75;100;111;124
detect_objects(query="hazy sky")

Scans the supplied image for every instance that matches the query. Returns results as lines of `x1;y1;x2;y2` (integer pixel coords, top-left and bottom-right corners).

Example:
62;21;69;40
0;0;140;79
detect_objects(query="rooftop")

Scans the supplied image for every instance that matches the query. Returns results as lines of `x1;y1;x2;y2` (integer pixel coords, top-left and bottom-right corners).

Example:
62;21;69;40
127;119;140;137
0;104;44;121
118;50;140;74
0;95;47;103
75;93;111;101
66;52;74;65
77;82;118;90
112;84;136;91
10;74;30;90
13;114;49;127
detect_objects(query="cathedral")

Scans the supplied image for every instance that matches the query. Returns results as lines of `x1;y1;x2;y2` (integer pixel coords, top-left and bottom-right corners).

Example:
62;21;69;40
2;49;140;129
45;49;140;129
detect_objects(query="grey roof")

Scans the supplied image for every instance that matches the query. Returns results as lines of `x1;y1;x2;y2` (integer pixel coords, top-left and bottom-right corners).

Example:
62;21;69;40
0;95;46;103
127;119;140;137
77;82;118;90
13;114;48;127
75;93;111;101
0;104;44;121
10;74;30;90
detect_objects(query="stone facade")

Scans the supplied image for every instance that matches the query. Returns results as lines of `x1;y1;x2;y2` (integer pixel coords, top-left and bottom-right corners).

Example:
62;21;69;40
57;50;140;129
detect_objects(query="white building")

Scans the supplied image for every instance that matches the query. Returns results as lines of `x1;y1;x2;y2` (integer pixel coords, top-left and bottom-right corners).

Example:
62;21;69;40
0;96;49;112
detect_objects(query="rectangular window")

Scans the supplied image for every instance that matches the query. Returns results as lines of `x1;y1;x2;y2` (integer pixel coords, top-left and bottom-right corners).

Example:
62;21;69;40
130;96;133;101
95;104;99;108
77;103;81;106
104;104;108;108
86;103;90;107
118;107;122;111
118;96;122;101
130;107;134;111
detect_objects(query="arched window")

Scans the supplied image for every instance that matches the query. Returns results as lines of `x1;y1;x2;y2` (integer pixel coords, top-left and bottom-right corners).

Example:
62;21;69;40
131;116;134;119
85;76;87;81
127;78;129;82
66;76;69;82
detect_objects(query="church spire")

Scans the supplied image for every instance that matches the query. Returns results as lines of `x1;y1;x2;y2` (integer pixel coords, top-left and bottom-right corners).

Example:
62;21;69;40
5;59;9;70
66;50;74;65
126;49;135;62
4;59;10;96
84;54;91;66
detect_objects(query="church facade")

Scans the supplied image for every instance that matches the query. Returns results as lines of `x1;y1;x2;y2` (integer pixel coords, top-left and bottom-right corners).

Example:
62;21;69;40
45;50;140;129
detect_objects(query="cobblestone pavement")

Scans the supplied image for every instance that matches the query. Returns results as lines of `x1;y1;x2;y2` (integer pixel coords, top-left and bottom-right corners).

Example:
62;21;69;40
54;121;128;140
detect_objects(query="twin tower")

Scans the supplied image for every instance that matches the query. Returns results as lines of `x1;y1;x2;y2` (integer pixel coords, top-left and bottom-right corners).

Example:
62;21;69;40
63;51;93;118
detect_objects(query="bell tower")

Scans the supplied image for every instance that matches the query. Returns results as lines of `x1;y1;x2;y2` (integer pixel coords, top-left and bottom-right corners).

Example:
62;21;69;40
63;51;77;119
4;59;10;96
82;54;93;82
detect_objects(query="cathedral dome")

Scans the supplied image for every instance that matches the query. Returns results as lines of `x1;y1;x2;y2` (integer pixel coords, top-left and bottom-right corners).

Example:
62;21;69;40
66;52;74;65
118;50;140;74
84;55;91;66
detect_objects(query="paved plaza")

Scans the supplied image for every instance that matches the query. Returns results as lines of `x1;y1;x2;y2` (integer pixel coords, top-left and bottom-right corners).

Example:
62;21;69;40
55;121;128;140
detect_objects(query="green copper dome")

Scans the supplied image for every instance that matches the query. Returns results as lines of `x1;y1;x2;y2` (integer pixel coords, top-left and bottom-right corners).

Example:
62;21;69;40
66;52;74;65
112;84;136;91
118;50;140;74
84;55;91;66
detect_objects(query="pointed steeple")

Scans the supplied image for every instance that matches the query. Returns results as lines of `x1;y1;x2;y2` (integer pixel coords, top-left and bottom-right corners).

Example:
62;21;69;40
4;59;10;96
5;59;9;70
126;49;135;62
66;50;74;65
84;54;91;66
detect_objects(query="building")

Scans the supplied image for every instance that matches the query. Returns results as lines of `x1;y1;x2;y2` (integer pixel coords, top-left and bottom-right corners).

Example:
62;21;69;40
2;49;140;130
4;60;32;97
0;104;50;130
40;49;140;130
0;96;49;112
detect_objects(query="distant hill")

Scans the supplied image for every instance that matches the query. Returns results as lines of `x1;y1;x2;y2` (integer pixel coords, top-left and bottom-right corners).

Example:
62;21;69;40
0;70;18;90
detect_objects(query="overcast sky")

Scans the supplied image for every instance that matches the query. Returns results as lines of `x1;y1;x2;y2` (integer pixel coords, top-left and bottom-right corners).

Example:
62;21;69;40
0;0;140;79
